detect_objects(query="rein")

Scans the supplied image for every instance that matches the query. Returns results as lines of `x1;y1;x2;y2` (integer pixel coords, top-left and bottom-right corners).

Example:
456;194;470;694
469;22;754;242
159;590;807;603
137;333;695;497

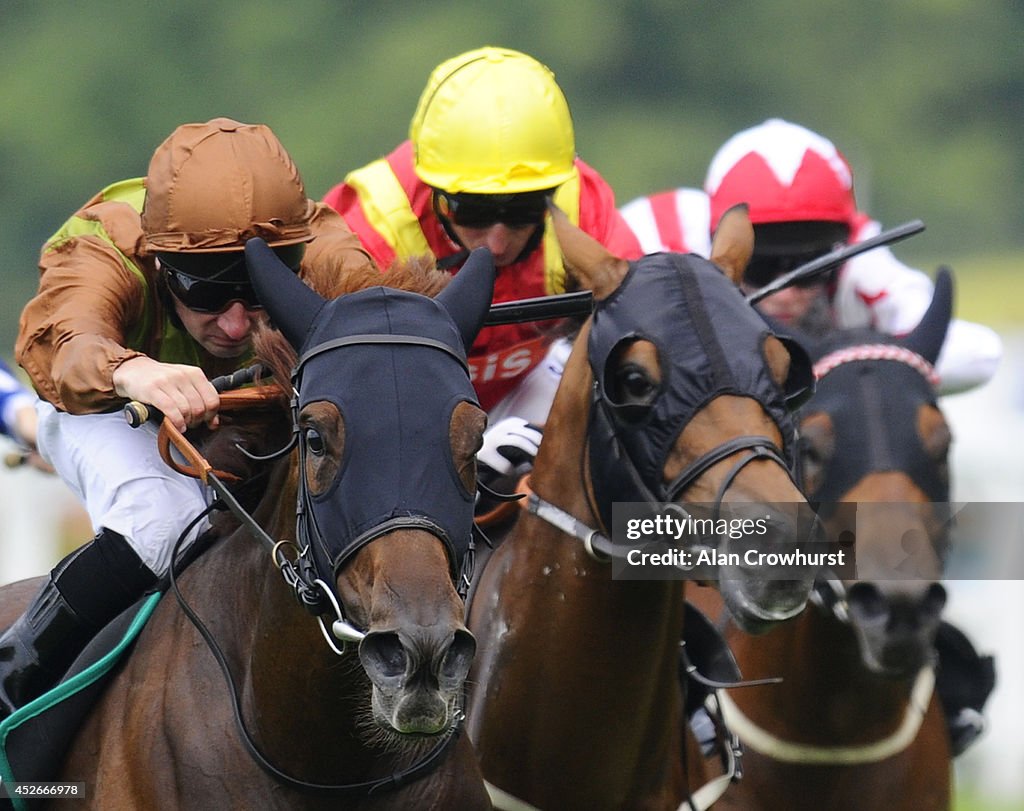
155;384;465;798
156;387;363;643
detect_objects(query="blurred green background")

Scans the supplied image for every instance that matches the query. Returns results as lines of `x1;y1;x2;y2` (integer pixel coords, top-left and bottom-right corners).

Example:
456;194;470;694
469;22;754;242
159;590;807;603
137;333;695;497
2;2;1021;808
3;0;1023;352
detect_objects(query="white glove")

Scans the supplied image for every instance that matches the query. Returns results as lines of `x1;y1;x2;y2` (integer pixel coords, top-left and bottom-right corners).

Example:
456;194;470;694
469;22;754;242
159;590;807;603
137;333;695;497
477;416;543;476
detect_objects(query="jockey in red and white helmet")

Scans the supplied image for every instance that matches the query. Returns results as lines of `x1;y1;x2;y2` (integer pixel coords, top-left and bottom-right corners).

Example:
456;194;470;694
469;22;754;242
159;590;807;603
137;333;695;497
620;118;1001;395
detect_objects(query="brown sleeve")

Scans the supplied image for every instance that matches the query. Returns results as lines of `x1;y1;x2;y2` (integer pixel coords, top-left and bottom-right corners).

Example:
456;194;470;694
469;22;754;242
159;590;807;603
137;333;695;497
16;235;147;413
298;202;379;297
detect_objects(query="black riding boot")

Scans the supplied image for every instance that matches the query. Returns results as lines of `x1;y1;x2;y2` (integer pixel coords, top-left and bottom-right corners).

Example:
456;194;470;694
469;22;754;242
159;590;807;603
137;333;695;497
0;528;157;722
934;619;996;757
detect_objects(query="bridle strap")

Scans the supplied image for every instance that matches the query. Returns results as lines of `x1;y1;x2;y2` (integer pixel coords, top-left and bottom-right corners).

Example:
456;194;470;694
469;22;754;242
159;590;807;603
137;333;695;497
295;334;469;374
665;435;792;504
524;433;791;564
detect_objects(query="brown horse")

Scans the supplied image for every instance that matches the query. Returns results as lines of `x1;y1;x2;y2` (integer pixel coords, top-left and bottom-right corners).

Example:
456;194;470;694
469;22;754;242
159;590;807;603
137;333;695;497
0;247;498;809
466;207;819;811
703;270;956;810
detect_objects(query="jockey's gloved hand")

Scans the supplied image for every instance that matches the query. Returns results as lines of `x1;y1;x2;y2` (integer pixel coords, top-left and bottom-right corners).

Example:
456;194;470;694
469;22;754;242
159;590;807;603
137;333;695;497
477;417;543;480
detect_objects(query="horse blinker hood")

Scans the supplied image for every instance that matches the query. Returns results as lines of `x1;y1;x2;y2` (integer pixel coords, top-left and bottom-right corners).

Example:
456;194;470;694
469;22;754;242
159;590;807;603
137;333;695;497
246;240;496;580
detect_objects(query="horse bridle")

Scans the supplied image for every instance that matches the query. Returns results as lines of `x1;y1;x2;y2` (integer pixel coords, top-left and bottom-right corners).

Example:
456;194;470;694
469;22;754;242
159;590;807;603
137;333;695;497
159;347;477;798
520;383;794;566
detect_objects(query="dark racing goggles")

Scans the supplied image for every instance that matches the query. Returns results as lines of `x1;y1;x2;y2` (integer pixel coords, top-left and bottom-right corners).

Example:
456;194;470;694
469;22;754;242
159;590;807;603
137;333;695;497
159;244;305;314
744;247;838;290
434;189;553;229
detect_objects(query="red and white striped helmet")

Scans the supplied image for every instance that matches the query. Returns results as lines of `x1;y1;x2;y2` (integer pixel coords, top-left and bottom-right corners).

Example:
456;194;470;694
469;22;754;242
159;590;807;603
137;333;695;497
705;119;857;232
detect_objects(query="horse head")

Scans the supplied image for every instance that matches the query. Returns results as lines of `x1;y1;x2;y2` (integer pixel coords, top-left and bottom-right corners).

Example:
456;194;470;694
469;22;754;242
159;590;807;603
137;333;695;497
549;204;818;632
797;269;954;676
247;240;493;737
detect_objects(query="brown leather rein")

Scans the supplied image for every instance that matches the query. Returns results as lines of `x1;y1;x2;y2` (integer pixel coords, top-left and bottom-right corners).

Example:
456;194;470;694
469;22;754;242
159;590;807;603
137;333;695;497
156;386;285;483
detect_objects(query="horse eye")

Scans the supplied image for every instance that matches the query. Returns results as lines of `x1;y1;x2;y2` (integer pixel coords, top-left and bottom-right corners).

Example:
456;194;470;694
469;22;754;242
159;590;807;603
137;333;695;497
615;366;657;403
304;428;326;457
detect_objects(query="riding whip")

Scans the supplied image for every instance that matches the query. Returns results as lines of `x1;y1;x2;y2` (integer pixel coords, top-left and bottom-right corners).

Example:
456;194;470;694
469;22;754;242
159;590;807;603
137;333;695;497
746;219;926;304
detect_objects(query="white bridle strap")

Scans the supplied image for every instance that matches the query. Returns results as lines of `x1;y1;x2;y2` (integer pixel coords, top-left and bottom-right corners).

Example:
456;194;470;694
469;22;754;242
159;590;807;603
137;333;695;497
486;755;737;811
484;781;542;811
716;667;935;764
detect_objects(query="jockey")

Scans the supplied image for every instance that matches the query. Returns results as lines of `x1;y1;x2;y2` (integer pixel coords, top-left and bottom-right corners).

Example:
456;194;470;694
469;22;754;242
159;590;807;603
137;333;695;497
0;118;374;722
621;118;998;755
323;46;642;487
620;117;1002;396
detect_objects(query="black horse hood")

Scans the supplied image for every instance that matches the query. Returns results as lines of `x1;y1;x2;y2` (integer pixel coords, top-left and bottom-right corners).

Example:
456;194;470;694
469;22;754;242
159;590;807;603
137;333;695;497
586;252;803;519
245;239;496;578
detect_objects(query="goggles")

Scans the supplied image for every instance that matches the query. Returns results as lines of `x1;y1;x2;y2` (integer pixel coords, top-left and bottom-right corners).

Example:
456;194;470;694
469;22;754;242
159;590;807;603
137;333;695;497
159;245;304;314
435;189;552;229
744;246;838;290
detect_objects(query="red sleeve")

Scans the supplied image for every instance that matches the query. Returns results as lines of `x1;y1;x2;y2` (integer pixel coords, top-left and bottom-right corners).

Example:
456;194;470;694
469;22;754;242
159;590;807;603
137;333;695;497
574;159;643;260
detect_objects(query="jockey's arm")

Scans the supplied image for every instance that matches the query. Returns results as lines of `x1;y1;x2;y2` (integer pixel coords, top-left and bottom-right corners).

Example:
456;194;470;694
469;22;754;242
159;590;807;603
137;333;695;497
17;236;151;414
832;243;1002;395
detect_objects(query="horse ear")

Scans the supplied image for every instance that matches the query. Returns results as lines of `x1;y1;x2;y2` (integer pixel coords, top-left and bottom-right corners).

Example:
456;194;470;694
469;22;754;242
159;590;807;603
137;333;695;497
709;204;754;286
901;266;953;364
549;201;629;300
435;247;497;350
245;237;326;349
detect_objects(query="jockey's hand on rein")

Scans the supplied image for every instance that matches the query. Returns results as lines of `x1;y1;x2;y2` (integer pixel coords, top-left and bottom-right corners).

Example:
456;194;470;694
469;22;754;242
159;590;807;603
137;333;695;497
113;356;221;432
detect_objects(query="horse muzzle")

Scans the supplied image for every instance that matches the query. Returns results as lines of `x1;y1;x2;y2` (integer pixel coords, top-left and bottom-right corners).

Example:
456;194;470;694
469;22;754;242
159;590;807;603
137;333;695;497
360;627;476;735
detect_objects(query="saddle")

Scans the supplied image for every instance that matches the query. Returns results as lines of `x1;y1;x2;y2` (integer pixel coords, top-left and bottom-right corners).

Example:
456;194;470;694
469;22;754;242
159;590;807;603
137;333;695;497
0;594;160;808
0;529;226;808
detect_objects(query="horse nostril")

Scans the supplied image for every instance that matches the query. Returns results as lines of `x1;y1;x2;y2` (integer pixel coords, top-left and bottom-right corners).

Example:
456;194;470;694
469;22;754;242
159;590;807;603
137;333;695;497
440;629;476;684
847;582;888;624
360;632;408;680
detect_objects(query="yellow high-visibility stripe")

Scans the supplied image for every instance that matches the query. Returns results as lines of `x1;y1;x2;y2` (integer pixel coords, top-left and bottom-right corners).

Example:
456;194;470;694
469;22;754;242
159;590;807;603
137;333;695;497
544;169;580;294
344;159;432;259
347;159;582;296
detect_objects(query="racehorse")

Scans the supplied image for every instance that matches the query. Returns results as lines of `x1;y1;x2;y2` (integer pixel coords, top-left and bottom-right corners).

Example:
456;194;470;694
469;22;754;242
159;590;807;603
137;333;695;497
706;270;957;810
466;206;819;811
0;245;498;809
